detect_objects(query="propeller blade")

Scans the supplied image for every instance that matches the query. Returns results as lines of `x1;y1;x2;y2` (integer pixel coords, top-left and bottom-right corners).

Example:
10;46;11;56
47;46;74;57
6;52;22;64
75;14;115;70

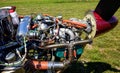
95;0;120;21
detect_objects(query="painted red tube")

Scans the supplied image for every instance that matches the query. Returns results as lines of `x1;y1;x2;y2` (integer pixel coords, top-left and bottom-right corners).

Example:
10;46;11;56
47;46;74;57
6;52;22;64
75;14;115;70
63;20;87;28
93;11;118;35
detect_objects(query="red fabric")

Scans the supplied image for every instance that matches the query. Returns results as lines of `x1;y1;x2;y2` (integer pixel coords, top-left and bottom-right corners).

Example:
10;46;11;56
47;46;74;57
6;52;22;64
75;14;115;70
93;11;118;35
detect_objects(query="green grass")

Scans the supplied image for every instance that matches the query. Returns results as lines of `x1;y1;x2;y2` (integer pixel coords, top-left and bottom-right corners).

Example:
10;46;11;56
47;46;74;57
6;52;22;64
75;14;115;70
0;0;120;73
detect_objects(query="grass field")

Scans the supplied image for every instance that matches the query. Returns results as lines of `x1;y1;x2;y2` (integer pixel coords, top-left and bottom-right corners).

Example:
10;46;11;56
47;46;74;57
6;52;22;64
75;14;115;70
0;0;120;73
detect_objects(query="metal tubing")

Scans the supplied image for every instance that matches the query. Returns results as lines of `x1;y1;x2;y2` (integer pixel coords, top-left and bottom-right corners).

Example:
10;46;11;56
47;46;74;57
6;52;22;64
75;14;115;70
73;39;92;45
34;39;92;70
68;43;74;61
59;28;75;41
48;62;64;70
43;44;68;49
42;39;92;49
32;61;65;70
41;39;92;62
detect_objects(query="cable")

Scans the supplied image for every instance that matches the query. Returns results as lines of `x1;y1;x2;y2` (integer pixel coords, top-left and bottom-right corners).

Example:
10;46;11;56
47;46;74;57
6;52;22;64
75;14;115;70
0;37;27;67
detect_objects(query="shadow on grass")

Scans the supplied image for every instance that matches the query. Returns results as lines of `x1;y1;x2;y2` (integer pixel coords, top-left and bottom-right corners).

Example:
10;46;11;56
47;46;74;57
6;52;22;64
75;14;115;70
63;61;120;73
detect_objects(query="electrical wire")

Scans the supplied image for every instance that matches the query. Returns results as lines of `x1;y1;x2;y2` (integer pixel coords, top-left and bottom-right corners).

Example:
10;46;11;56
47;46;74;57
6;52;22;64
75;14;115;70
0;37;27;67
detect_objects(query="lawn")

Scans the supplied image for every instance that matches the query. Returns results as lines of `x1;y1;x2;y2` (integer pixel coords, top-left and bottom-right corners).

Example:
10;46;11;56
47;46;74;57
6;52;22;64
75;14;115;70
0;0;120;73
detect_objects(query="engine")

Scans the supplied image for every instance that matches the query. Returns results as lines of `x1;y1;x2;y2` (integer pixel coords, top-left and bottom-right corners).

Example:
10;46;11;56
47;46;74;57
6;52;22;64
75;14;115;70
17;14;93;58
0;7;95;73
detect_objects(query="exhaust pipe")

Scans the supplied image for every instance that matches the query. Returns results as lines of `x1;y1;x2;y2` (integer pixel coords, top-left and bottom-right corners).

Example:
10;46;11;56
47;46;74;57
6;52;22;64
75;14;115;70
31;61;67;70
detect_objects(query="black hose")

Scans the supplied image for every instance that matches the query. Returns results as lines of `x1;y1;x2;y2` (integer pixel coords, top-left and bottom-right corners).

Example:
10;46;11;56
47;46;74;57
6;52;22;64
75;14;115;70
0;42;19;51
